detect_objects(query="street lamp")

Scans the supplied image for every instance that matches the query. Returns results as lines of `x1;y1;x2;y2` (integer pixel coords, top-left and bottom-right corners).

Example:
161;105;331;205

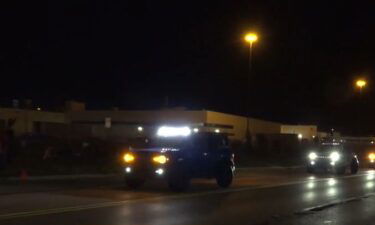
355;79;367;137
356;79;366;93
244;32;258;143
244;33;258;80
245;33;258;44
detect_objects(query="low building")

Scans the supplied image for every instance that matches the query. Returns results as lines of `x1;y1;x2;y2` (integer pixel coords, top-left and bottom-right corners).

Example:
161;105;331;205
280;125;318;140
67;110;282;141
0;103;318;143
0;107;66;135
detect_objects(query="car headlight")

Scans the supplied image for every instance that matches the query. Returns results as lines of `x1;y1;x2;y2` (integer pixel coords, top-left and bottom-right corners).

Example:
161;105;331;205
153;155;168;164
308;152;317;160
330;152;340;162
369;153;375;162
123;153;135;163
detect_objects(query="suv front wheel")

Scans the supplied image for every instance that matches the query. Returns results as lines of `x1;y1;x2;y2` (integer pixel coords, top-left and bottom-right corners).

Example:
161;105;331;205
216;165;233;188
350;160;359;174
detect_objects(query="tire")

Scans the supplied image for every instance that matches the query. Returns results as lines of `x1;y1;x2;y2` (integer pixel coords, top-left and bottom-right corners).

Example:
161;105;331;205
350;161;359;174
216;166;233;188
125;178;145;189
335;166;346;175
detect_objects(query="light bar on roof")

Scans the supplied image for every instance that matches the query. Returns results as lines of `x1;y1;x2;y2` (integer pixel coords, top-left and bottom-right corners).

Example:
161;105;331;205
157;126;191;137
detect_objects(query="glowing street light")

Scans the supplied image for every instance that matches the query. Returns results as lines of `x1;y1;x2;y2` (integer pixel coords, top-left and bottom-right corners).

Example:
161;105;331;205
355;79;366;136
356;79;366;89
244;32;259;143
244;33;258;44
356;79;367;95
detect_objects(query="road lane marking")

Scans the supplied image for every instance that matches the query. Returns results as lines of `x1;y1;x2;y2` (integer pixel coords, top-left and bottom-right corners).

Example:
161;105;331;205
295;193;375;215
0;172;370;220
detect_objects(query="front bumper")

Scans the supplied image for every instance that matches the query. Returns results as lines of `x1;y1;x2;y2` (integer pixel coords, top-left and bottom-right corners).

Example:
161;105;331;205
123;164;169;179
308;158;342;169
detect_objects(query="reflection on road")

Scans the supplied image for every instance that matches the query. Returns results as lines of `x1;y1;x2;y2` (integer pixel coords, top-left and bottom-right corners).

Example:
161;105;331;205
1;169;374;225
303;176;344;200
327;178;336;186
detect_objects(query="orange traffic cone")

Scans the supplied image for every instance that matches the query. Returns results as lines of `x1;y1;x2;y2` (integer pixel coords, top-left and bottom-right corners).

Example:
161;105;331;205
20;169;29;182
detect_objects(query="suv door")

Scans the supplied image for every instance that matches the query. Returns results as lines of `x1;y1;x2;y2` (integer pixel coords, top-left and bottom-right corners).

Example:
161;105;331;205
189;134;209;177
206;134;230;176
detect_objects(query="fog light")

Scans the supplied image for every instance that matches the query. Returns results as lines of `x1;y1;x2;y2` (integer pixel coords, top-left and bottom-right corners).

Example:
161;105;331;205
153;155;168;164
330;162;335;166
124;153;135;163
155;168;164;175
310;161;315;165
125;167;132;173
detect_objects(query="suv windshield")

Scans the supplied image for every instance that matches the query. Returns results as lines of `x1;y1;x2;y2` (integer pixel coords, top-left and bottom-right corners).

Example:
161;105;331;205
149;137;192;149
319;144;343;152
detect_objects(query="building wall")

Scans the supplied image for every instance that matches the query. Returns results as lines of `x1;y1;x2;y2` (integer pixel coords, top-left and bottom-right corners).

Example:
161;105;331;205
206;111;282;140
280;125;318;140
1;107;318;143
67;110;207;140
0;108;66;135
67;110;206;125
68;110;283;141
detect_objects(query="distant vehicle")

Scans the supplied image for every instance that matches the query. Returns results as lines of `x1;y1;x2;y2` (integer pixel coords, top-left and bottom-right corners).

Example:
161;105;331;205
306;142;359;174
368;152;375;168
122;126;235;191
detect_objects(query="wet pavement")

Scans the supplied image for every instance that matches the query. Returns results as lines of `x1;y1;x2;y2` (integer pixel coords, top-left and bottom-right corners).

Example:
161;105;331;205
0;168;374;225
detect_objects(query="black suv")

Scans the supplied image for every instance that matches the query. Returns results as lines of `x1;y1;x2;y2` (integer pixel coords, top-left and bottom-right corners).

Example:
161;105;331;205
122;131;235;191
306;143;359;174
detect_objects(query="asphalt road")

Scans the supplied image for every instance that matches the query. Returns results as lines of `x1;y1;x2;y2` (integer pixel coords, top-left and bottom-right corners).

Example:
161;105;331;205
0;168;374;225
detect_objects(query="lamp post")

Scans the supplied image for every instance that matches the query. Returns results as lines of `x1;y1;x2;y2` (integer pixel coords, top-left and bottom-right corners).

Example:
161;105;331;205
355;79;367;137
244;33;258;143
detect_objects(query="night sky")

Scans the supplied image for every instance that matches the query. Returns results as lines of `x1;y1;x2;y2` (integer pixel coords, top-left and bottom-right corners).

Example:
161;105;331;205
1;1;375;135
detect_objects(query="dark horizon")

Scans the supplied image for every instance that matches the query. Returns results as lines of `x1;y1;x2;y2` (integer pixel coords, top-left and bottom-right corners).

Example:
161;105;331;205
1;1;375;135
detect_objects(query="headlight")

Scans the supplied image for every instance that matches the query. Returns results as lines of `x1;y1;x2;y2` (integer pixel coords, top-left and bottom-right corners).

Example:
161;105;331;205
123;153;135;163
369;153;375;162
308;152;317;160
153;155;168;164
330;152;340;162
